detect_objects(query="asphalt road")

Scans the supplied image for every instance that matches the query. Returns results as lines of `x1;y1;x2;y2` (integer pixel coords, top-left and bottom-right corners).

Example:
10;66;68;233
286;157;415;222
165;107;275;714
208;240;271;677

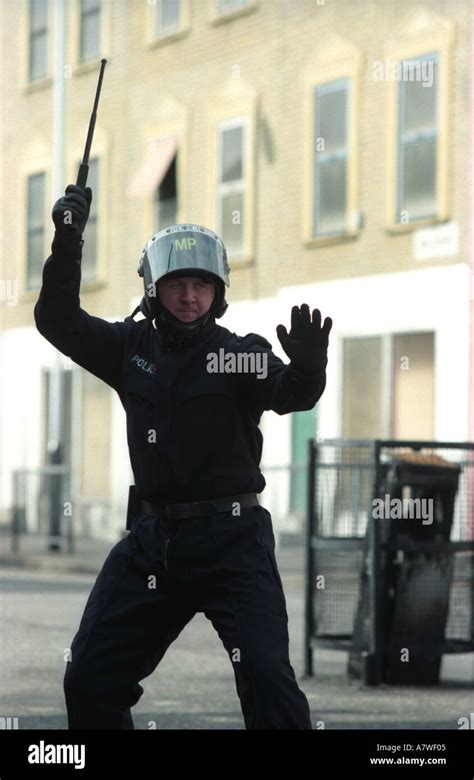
0;566;472;730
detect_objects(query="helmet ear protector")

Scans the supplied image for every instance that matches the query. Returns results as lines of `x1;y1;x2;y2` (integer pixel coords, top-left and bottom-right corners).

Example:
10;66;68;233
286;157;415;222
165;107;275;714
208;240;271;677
137;224;230;320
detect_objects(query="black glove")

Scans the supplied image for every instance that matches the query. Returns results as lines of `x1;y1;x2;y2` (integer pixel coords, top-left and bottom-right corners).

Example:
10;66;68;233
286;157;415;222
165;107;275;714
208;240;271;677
52;184;92;239
276;304;333;373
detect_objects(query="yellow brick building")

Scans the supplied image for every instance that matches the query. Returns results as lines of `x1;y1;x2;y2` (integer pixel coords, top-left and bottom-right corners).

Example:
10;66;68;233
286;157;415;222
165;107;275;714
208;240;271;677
0;0;471;538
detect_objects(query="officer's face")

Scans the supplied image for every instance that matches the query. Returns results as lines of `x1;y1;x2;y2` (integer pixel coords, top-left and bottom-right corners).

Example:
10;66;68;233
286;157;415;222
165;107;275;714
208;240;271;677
157;276;215;322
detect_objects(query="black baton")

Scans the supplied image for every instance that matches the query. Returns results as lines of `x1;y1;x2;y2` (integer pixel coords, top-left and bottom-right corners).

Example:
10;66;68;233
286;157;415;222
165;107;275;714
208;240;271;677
76;58;107;188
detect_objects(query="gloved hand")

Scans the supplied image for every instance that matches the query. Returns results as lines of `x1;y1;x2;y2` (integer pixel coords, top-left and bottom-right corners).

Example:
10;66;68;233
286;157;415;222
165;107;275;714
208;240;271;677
52;184;92;239
276;304;333;373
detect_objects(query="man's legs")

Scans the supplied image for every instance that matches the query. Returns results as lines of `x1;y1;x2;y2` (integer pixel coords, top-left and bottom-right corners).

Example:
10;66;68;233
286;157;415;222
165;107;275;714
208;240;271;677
203;505;312;729
64;516;196;729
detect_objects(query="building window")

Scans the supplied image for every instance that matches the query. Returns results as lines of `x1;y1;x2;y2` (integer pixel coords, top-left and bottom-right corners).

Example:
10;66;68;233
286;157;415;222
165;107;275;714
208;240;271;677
216;120;245;258
392;332;434;438
396;53;438;223
27;172;46;290
155;0;181;35
154;154;178;230
342;332;434;439
217;0;248;14
29;0;48;82
80;0;101;63
81;157;98;281
339;332;433;528
342;337;383;438
312;78;349;237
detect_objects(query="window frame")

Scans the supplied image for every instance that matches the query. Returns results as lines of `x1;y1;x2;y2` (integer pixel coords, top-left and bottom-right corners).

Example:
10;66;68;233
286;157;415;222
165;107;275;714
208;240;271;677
146;0;190;47
70;0;111;76
153;152;178;232
138;111;189;245
23;0;53;90
312;77;350;239
69;129;110;289
215;117;247;261
303;42;362;247
28;0;49;82
155;0;181;37
79;156;99;283
208;82;257;266
340;331;435;439
384;12;454;233
394;52;439;226
26;171;47;291
79;0;102;65
209;0;257;25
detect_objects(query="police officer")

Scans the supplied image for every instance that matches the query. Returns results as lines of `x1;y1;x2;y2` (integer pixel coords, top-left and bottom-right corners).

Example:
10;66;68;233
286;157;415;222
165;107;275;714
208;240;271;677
35;184;333;730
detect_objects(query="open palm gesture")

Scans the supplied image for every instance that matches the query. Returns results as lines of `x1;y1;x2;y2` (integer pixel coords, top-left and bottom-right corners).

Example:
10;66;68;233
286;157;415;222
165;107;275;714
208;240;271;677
276;304;332;372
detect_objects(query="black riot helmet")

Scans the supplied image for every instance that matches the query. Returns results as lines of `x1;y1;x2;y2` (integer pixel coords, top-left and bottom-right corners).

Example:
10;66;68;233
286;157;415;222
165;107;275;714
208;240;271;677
137;224;230;321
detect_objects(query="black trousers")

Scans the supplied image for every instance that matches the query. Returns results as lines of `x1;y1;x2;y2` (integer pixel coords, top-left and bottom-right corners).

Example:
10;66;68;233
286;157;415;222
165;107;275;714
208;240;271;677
64;505;312;729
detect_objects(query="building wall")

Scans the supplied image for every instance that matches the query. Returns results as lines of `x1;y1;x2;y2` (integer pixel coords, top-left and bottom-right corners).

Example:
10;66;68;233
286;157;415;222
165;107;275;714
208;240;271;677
0;0;471;536
1;0;471;322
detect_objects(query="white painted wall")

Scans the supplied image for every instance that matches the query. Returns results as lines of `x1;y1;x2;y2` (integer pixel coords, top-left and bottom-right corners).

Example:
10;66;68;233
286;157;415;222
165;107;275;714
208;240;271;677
0;317;130;538
109;391;133;534
276;263;470;443
1;263;469;539
0;327;57;510
222;264;471;532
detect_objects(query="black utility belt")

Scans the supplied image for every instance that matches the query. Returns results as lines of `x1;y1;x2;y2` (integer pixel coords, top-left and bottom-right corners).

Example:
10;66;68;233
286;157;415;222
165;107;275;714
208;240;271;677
126;485;260;529
142;492;259;521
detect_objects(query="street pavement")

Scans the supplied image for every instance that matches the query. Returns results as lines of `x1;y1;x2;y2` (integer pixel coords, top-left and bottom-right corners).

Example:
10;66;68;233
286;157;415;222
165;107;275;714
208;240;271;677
0;531;472;730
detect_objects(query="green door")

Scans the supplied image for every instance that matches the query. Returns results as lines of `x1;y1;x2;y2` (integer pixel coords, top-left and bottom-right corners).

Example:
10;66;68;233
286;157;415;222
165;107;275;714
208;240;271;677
290;407;317;512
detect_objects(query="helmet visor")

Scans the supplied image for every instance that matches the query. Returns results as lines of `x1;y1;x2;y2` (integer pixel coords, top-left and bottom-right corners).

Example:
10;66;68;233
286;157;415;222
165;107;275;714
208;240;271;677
142;226;230;291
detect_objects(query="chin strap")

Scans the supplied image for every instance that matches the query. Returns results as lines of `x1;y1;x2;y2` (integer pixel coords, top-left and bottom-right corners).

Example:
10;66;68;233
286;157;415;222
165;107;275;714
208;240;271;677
156;307;215;350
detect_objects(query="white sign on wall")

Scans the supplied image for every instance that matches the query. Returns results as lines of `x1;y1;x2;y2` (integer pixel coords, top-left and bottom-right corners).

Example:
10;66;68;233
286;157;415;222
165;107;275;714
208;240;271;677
413;222;459;261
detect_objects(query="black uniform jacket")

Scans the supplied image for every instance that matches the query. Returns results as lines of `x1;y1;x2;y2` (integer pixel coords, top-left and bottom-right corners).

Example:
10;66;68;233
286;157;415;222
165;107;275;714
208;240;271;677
34;233;327;502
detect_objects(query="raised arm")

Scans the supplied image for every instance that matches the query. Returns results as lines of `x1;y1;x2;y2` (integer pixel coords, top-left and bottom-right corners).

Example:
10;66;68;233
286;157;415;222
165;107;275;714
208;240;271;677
34;185;127;391
237;304;332;415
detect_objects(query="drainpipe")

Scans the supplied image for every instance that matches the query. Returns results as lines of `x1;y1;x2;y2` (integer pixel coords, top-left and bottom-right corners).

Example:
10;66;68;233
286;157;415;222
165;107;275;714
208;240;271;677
47;0;66;551
468;2;474;540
